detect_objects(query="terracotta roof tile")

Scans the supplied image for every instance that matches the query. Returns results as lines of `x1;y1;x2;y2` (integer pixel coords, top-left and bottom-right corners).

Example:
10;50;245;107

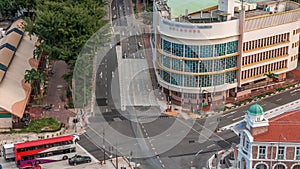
254;110;300;142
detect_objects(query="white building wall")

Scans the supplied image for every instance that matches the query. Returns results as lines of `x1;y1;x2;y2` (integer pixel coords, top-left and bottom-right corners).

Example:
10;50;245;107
157;16;240;40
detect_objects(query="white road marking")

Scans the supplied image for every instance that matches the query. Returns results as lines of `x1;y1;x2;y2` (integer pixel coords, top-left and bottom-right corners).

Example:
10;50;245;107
232;115;244;121
223;111;236;116
227;115;234;118
207;144;214;148
290;89;300;93
276;98;282;101
195;149;203;156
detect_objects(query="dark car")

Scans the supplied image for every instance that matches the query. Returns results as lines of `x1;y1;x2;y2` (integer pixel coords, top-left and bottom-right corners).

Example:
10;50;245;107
68;155;91;166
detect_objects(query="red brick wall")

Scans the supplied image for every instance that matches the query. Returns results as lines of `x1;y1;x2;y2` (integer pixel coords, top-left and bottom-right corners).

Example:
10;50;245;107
251;126;268;136
267;146;277;159
286;147;295;160
252;146;296;169
252;146;258;159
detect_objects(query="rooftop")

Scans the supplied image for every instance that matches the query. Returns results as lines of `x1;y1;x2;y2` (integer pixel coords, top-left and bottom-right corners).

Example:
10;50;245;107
0;19;38;118
254;110;300;142
156;0;300;23
167;0;218;18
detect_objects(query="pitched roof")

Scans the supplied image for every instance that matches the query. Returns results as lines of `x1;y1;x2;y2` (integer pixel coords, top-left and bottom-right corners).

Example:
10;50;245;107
254;110;300;142
0;19;38;118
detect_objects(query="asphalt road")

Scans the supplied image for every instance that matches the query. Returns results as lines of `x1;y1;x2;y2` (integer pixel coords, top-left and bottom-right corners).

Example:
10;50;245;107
81;0;300;168
218;86;300;128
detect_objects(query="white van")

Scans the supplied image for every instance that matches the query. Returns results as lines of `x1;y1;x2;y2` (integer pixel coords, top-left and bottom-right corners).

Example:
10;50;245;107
2;144;15;161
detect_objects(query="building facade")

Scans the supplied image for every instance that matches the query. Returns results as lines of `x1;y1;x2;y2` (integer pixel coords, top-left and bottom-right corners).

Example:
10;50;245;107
152;0;300;110
237;104;300;169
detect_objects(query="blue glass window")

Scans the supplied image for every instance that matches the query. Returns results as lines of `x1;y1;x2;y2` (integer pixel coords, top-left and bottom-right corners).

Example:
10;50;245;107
171;73;182;86
213;73;224;86
183;75;198;87
162;55;171;68
6;27;23;35
172;58;183;71
199;75;212;87
0;43;16;51
185;45;199;58
200;60;213;72
213;59;225;72
162;70;170;83
225;56;237;69
0;63;7;71
214;43;226;56
172;43;184;57
200;45;213;58
184;60;198;73
163;39;171;53
226;70;236;83
227;41;238;54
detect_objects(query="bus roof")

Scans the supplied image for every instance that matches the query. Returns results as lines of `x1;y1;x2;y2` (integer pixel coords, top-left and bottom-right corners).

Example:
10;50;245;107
3;143;14;149
14;135;73;149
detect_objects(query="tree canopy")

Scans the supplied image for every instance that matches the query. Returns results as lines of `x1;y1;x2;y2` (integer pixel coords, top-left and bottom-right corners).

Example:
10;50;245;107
0;0;36;20
24;0;108;70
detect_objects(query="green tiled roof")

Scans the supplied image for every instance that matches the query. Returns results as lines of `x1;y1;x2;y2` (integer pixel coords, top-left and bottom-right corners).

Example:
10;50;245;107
167;0;218;17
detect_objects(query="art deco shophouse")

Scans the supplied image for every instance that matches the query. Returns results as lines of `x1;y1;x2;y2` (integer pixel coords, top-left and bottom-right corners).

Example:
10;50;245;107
238;104;300;169
153;0;300;109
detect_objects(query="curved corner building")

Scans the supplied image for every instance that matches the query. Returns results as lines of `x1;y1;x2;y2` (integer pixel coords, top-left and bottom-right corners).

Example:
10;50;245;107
152;0;300;110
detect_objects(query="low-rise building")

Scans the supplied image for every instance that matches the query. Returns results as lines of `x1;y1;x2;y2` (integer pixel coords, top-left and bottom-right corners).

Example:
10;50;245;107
0;19;39;131
237;104;300;169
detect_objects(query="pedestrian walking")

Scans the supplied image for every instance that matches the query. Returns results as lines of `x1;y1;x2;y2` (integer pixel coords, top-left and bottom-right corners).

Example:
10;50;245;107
100;160;103;166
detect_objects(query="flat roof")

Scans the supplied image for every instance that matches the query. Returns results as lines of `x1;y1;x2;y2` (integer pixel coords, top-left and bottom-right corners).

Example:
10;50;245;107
167;0;218;17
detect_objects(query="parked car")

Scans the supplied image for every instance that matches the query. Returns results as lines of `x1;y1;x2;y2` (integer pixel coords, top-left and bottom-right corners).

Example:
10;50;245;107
68;155;91;166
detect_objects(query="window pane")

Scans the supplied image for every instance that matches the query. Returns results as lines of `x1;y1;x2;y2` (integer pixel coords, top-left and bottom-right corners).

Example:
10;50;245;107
172;43;184;57
200;45;213;58
185;45;199;58
163;39;171;53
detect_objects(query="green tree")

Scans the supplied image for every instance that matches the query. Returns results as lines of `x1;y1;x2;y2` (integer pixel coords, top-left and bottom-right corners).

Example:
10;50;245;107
0;0;36;20
264;72;278;89
24;69;44;96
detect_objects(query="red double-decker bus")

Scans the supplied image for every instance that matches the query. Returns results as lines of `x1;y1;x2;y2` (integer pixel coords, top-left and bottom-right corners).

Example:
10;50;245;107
15;135;79;167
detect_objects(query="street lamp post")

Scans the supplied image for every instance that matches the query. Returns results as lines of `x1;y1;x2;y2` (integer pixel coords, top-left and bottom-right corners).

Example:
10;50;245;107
103;128;106;164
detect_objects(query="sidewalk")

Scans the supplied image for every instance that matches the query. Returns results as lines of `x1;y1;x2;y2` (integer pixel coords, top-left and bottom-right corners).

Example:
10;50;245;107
27;60;76;125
